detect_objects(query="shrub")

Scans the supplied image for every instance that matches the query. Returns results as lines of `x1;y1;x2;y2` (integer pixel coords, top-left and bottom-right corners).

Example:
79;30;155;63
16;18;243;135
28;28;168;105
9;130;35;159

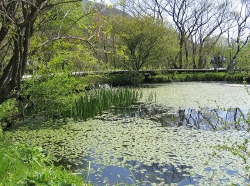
149;72;247;83
107;71;145;86
225;73;245;83
22;72;85;120
21;71;143;121
0;99;19;129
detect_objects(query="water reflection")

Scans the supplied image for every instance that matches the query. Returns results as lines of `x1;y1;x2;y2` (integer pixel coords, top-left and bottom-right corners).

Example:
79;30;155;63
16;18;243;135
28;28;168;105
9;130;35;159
80;155;193;186
78;104;249;185
125;161;192;185
118;104;249;131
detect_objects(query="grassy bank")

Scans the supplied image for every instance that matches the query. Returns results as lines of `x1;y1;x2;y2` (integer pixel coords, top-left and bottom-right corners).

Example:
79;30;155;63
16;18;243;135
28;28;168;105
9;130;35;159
0;131;88;186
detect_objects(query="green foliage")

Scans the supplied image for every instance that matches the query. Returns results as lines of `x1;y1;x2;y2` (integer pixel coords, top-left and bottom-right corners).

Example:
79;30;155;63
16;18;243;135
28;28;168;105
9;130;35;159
83;74;109;86
0;140;87;186
211;118;250;182
228;39;250;73
29;1;107;73
71;87;142;121
0;99;18;127
22;71;85;120
107;71;145;86
22;69;142;121
225;73;246;83
148;74;171;83
0;99;18;122
111;15;174;70
30;39;101;73
148;72;248;83
215;138;249;164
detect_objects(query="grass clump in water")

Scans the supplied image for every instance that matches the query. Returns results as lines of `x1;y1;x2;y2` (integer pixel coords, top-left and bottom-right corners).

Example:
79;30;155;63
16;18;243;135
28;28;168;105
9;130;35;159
70;87;142;121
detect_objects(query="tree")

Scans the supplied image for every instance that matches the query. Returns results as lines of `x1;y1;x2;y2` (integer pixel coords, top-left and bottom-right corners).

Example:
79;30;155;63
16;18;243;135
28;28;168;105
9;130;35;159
29;2;102;73
237;43;250;73
190;1;230;68
153;0;230;69
0;0;81;105
0;0;106;105
111;15;170;70
0;0;44;104
226;0;250;70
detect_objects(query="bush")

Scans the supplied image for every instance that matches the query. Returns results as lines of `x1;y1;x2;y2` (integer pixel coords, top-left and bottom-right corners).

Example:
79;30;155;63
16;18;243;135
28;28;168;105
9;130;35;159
21;71;143;121
22;72;85;120
108;71;144;86
149;72;247;83
225;73;245;83
0;99;19;130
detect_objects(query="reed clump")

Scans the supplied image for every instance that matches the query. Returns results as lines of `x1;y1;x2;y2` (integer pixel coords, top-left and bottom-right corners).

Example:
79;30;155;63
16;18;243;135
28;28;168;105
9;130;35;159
69;87;142;121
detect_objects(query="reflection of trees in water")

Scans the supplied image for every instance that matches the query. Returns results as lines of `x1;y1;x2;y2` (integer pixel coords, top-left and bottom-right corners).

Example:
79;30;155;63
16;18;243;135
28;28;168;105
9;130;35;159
163;107;248;130
79;157;192;185
129;104;248;131
87;105;248;184
125;160;192;185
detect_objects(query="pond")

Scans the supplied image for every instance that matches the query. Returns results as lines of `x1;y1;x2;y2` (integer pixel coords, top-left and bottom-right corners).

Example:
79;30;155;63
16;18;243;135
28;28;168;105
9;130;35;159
141;82;250;110
7;82;250;185
140;82;250;130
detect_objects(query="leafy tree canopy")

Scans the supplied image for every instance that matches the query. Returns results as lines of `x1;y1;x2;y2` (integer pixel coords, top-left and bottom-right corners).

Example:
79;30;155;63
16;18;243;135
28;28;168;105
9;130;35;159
111;15;177;70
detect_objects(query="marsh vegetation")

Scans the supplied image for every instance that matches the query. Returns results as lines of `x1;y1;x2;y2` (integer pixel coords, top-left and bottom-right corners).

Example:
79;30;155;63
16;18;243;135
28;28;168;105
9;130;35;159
4;82;250;185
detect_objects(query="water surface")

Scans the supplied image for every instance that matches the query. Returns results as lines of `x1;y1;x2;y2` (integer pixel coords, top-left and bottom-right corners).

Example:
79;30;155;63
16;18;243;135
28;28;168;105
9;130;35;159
141;82;250;110
7;82;250;185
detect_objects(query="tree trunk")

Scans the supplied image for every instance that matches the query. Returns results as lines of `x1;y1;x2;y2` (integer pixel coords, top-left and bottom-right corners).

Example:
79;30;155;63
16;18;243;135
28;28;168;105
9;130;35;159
0;0;37;105
0;24;33;104
178;38;184;69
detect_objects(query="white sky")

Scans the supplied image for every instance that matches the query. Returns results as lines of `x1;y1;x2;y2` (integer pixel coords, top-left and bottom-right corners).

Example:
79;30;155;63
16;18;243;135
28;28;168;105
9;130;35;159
92;0;112;5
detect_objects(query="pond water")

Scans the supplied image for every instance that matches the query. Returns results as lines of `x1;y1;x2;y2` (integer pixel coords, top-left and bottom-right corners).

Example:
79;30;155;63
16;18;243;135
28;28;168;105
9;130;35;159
139;82;250;131
8;82;250;185
141;82;250;110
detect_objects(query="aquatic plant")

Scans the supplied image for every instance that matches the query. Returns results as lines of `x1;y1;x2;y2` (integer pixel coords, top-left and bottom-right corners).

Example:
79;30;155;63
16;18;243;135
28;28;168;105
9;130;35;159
146;91;157;102
4;82;250;185
70;87;143;121
209;109;250;183
5;117;248;185
21;70;142;121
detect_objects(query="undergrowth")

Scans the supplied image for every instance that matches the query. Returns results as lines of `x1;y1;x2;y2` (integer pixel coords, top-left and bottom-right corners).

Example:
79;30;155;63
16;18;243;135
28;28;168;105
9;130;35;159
0;134;89;186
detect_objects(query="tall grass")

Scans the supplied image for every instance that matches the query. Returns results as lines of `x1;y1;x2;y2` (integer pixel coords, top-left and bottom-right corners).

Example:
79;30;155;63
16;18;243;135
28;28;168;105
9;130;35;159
69;87;142;121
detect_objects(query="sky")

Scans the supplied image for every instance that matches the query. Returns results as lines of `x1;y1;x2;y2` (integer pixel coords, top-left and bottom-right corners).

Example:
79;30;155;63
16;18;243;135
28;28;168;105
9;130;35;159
90;0;113;5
